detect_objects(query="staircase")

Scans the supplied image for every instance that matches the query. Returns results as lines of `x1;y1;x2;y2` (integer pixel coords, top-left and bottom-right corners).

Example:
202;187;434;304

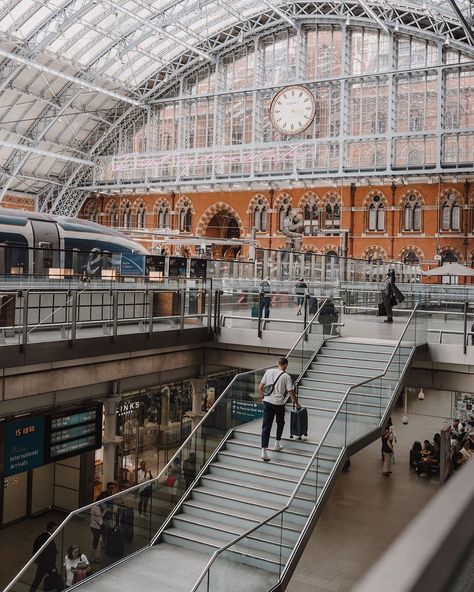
70;337;414;592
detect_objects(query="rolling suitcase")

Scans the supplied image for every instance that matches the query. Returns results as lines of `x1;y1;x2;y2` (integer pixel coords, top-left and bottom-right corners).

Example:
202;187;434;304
251;304;258;318
106;526;124;557
290;406;308;440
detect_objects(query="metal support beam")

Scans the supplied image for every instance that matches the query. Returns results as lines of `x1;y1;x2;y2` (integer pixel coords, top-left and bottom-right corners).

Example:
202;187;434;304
0;47;142;106
260;0;297;29
357;0;391;33
0;139;94;166
102;0;215;63
446;0;474;45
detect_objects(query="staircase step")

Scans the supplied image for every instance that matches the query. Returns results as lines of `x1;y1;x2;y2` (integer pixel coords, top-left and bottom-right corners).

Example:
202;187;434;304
218;449;334;473
298;395;385;413
223;441;338;468
181;499;300;544
314;355;388;370
317;351;392;364
161;527;284;573
172;514;294;556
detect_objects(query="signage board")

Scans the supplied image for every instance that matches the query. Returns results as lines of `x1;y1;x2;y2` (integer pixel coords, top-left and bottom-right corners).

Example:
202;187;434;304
145;255;165;274
121;253;145;276
44;404;102;464
4;416;45;476
231;400;263;423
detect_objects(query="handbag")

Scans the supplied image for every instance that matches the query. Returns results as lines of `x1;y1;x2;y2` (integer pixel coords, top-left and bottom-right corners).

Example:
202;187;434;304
390;453;396;465
377;302;387;317
72;562;91;584
165;475;177;488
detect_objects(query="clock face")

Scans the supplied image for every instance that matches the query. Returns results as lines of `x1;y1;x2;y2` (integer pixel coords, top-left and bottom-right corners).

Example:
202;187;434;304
270;85;316;136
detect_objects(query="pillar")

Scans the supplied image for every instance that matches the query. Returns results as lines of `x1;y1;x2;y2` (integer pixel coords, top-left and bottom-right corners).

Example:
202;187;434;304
102;393;121;490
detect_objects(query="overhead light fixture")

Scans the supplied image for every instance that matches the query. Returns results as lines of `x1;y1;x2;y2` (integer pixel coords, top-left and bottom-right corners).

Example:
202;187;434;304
402;415;408;425
418;388;425;401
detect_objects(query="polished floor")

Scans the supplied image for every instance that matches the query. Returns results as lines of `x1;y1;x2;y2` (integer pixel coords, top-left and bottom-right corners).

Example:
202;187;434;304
0;405;444;592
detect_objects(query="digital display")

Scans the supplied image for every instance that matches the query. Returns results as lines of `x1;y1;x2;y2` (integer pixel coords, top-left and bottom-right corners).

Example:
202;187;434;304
49;423;96;444
50;434;97;458
51;410;96;430
45;404;102;464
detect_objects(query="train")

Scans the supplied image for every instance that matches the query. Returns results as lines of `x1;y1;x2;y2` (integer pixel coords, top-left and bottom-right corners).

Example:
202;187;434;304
0;208;149;276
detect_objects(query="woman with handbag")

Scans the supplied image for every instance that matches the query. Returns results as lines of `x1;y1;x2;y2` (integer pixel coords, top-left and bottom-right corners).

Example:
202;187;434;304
64;545;90;587
380;270;404;323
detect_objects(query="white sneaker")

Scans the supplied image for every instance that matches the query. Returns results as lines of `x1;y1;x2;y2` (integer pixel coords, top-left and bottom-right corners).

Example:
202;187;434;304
274;440;284;451
261;448;271;462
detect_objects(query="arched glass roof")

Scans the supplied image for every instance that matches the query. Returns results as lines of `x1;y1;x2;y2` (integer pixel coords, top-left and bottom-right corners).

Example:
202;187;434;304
0;0;473;205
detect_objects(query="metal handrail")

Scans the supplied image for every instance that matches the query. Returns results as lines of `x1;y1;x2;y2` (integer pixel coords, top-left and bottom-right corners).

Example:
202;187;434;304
4;297;330;592
190;303;421;592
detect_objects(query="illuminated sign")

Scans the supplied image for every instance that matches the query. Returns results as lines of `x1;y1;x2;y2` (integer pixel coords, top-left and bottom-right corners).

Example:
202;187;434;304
4;416;45;476
45;404;102;464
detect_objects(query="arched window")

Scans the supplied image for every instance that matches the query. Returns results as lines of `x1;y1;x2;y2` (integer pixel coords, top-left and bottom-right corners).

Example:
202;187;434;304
441;250;458;264
278;197;292;232
178;200;193;232
136;203;146;229
441;193;461;231
324;195;341;229
403;194;422;231
123;202;132;228
403;250;420;264
367;195;385;232
253;198;268;232
155;202;170;229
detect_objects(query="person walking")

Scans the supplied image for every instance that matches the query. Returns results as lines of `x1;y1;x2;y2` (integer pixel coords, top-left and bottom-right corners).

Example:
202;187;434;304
64;544;90;587
259;277;271;319
259;357;301;462
294;277;308;316
89;503;105;563
380;269;404;323
382;426;394;476
30;521;58;592
137;460;153;516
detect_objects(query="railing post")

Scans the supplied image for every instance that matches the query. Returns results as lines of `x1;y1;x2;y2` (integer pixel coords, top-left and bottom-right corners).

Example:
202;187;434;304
303;294;308;340
112;290;118;337
179;288;186;333
71;290;77;341
257;292;263;339
463;300;468;355
207;289;212;330
148;289;154;336
22;290;28;346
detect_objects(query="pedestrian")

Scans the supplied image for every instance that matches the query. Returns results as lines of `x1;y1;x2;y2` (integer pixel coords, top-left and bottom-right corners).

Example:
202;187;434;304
64;544;90;587
137;460;153;516
294;277;308;316
380;269;404;323
95;481;117;529
259;277;271;319
183;452;197;489
89;503;105;563
30;522;58;592
381;426;394;476
259;357;301;462
381;416;397;459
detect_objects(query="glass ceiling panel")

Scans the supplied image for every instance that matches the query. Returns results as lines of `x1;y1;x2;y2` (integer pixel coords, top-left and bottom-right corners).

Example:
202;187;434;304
16;6;51;38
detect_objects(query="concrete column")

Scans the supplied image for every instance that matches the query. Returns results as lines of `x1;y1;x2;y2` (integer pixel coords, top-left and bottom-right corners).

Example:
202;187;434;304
102;394;121;490
160;386;170;428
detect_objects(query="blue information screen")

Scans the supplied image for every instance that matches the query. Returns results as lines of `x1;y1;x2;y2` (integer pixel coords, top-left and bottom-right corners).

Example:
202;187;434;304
4;416;45;476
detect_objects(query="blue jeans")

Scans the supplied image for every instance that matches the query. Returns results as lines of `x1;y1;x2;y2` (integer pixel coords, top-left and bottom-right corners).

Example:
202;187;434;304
260;296;271;319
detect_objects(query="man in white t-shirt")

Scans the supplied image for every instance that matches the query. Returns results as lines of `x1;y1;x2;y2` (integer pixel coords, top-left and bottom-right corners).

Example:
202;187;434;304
258;357;300;462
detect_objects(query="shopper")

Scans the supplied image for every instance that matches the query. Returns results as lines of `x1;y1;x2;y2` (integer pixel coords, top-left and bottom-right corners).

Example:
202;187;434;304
89;503;104;563
380;269;404;323
259;357;300;462
259;277;271;319
294;277;308;316
30;522;58;592
64;545;90;587
137;460;153;516
381;426;394;476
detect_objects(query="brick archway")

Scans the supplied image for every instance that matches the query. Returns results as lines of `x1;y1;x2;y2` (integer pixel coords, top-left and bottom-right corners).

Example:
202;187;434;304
196;202;245;238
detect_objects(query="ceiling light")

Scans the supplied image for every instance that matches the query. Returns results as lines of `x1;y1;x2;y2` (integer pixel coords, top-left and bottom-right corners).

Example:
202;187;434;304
418;388;425;401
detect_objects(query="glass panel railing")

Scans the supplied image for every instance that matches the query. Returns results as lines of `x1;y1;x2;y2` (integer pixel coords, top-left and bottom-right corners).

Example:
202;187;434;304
189;304;426;592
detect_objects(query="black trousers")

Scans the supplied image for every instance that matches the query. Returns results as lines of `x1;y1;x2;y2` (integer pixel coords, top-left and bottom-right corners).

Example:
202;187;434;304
261;402;285;448
260;296;271;319
139;487;152;514
30;565;53;592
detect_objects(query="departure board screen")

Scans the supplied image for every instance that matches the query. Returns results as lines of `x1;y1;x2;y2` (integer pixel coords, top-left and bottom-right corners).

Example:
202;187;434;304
44;404;102;463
